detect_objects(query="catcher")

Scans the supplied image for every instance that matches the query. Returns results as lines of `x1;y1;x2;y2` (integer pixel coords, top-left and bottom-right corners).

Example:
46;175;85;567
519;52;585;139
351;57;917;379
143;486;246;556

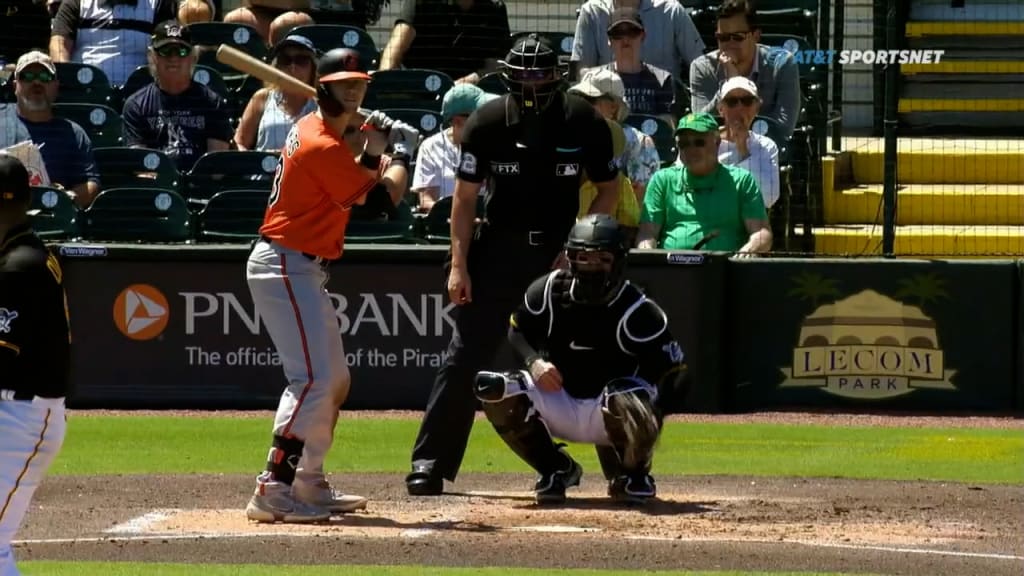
474;214;689;505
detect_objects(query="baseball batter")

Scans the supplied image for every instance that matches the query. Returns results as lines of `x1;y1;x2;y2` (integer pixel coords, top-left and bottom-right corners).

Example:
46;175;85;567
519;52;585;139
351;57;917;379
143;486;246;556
0;155;72;575
244;48;389;524
475;214;688;505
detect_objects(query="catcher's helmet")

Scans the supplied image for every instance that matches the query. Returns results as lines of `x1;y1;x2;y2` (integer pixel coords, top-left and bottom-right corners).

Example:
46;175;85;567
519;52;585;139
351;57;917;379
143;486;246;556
565;214;629;304
500;34;563;114
316;48;370;116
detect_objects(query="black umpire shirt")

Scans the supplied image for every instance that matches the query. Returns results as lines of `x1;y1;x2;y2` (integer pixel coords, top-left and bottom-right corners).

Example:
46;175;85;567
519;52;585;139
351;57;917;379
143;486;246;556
457;92;618;238
509;269;687;400
0;223;72;399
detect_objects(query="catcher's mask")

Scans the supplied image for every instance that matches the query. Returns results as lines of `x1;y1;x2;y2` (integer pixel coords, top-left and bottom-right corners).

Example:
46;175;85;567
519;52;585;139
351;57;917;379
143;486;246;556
566;214;628;304
500;34;562;115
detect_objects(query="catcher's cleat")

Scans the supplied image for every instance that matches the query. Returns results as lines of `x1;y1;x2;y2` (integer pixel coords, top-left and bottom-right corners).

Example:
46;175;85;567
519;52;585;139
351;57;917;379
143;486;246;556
608;474;656;505
535;457;583;506
246;476;331;524
292;479;368;514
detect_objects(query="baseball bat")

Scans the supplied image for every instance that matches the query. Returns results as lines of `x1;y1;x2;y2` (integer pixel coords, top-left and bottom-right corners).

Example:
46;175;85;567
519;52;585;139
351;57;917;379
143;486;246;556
215;44;317;100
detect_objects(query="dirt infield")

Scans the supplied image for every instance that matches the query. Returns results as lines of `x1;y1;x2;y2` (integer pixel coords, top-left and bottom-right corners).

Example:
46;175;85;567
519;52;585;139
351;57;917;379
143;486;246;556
13;411;1024;574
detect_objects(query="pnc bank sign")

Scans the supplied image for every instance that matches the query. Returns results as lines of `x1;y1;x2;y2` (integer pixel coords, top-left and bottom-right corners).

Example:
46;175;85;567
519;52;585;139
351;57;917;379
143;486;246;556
112;284;456;341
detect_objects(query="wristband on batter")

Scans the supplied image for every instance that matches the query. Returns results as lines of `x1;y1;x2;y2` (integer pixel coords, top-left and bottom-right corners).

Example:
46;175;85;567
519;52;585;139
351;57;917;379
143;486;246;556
524;354;543;370
359;153;382;171
389;153;410;169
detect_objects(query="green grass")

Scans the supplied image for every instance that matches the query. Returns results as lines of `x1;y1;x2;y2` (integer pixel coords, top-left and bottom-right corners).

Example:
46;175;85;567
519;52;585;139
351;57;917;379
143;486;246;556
51;415;1024;484
20;563;867;576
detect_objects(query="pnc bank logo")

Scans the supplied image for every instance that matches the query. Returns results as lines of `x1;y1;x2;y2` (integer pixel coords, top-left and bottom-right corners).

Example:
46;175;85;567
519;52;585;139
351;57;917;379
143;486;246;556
113;284;170;340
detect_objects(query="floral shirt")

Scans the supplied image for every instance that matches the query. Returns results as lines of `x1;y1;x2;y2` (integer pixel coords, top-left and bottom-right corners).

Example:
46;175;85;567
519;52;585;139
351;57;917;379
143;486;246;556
618;124;661;186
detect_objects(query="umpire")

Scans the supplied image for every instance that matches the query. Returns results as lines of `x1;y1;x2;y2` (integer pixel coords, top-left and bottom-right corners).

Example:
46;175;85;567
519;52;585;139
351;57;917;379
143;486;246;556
0;155;71;575
407;34;621;495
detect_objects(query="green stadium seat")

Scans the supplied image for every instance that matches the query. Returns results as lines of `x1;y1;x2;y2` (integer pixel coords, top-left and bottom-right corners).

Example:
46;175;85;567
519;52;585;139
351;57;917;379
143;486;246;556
196;189;268;242
345;201;422;244
511;31;573;62
421;195;486;244
81;187;192;242
364;69;454;113
477;72;507;96
185;150;279;207
53;103;123;147
54;62;113;106
379;108;443;139
624;114;678;166
93;147;181;191
186;22;267;77
290;24;379;70
29;186;79;240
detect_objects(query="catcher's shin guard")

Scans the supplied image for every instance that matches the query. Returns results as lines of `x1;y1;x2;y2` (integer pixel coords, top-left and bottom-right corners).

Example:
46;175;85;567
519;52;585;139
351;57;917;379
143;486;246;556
474;371;573;475
601;377;662;474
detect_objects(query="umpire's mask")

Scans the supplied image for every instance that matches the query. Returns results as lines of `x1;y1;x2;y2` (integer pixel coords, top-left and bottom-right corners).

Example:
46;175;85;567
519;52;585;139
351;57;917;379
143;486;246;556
566;214;629;304
500;34;562;115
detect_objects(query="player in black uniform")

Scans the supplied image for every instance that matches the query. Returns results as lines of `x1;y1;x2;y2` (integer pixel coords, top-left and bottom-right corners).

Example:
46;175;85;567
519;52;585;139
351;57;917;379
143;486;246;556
474;214;688;505
406;34;622;496
0;155;72;575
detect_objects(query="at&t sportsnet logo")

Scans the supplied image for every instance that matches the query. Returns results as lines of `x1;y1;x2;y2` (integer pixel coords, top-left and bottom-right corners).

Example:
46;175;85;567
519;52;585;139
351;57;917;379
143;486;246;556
786;47;945;66
114;284;170;340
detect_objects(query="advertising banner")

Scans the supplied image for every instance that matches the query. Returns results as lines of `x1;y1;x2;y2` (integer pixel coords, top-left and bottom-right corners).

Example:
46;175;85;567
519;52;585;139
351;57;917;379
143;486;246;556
726;259;1019;411
61;245;721;411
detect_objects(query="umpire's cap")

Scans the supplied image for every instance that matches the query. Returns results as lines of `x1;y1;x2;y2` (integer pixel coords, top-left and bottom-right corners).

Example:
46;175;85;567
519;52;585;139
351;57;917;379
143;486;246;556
0;155;30;204
318;48;370;83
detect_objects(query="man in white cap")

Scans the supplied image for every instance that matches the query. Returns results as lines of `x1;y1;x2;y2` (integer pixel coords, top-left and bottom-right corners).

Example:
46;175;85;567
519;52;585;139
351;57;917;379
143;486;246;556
714;76;779;209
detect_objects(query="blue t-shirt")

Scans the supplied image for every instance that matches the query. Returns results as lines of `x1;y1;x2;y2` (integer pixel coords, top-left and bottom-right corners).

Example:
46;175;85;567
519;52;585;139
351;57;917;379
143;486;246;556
122;82;232;172
19;117;100;190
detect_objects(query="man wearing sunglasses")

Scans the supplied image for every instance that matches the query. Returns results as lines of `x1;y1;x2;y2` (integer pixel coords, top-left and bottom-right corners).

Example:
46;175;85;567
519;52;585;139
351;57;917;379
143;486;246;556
0;50;101;209
121;20;232;172
688;0;800;141
637;112;771;255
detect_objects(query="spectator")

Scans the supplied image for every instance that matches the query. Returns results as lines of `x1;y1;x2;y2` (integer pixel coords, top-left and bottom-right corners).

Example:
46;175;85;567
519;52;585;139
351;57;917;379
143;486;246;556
577;116;640;243
234;34;318;151
121;21;232;172
178;0;215;24
225;0;386;45
584;7;674;125
571;0;704;87
689;0;801;141
343;109;419;221
49;0;177;86
269;10;315;46
378;0;511;84
637;112;770;254
412;84;495;212
715;76;779;209
0;104;31;153
568;67;659;203
0;51;100;208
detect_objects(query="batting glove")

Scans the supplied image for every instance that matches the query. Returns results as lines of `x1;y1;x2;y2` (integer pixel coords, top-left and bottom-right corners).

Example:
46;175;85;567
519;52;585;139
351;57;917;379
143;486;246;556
387;119;421;159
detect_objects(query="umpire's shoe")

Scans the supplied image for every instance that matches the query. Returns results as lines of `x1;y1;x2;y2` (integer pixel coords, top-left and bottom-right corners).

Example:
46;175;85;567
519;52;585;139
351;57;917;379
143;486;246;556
608;474;656;505
406;464;443;496
535;458;583;506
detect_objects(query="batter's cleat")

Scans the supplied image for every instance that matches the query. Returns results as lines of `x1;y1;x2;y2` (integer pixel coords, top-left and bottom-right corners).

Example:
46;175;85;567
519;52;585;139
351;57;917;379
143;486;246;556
292;479;368;514
246;479;331;524
534;458;583;505
608;474;656;505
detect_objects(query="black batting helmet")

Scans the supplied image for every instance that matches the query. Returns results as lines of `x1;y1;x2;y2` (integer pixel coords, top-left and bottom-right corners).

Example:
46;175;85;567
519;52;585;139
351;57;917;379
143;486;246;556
0;154;31;206
500;34;563;114
565;214;629;304
316;48;370;116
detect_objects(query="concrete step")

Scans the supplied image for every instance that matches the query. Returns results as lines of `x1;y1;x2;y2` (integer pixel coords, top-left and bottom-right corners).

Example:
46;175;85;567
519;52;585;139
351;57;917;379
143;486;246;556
841;137;1024;184
812;225;1024;257
823;184;1024;226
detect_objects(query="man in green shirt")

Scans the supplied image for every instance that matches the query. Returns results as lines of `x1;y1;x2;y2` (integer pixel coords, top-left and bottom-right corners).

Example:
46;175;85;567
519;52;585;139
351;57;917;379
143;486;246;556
636;112;772;254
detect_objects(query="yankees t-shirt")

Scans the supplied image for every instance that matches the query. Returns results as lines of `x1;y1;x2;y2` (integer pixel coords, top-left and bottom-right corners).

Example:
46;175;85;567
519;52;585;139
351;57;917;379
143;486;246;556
122;82;232;171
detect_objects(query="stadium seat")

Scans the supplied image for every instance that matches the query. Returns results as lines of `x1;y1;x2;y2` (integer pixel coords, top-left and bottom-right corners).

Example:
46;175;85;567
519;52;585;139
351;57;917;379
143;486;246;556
184;150;280;206
624;114;678;166
116;65;230;111
54;62;113;106
81;187;192;242
29;186;79;240
364;69;454;113
379;108;443;139
196;189;268;242
421;195;486;244
186;22;267;77
93;147;181;191
477;72;507;96
290;24;379;70
53;103;123;147
511;31;574;63
345;201;422;244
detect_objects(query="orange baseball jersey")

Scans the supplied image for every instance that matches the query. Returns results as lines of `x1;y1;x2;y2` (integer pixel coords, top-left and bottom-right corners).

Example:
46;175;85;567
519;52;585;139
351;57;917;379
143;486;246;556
259;113;376;260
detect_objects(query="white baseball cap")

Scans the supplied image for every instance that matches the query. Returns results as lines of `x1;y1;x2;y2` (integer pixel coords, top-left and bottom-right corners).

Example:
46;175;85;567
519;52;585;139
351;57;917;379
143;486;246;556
568;67;630;122
718;76;759;100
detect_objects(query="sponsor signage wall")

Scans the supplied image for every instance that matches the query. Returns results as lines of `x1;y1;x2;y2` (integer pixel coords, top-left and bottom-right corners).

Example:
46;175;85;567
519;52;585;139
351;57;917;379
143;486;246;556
725;259;1019;411
61;245;722;411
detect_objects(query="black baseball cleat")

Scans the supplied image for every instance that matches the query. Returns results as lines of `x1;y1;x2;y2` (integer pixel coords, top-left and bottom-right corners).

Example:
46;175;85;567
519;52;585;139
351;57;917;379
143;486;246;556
534;459;583;505
405;465;443;496
608;474;656;505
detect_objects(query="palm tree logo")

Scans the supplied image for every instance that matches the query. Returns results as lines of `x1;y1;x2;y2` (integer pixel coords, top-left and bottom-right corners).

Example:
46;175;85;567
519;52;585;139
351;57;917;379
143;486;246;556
893;273;950;311
787;271;841;310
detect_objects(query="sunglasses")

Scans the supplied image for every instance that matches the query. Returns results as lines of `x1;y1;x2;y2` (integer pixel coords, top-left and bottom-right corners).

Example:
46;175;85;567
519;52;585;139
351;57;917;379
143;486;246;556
723;95;757;107
715;31;750;43
677;138;708;149
18;70;55;83
155;45;191;58
276;53;314;67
